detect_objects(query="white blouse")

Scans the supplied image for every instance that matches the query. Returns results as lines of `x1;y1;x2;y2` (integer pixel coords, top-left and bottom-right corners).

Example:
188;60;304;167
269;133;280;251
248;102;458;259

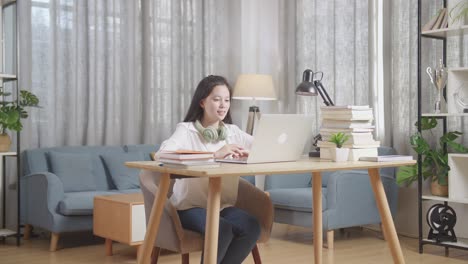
157;122;253;210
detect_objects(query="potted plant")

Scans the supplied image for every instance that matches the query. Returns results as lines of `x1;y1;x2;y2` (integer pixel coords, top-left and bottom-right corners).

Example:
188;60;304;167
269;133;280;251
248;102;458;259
328;132;350;162
0;89;39;151
397;117;468;196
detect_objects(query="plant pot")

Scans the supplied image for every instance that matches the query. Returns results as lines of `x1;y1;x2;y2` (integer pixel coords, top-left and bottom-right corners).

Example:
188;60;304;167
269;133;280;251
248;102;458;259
431;180;448;197
331;147;349;162
0;134;11;152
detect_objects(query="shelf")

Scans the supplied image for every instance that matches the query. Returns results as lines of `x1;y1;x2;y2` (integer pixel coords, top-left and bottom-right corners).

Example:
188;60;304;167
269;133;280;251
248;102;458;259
421;25;468;39
0;152;16;156
421;113;468;117
423;238;468;250
449;67;468;72
0;228;16;237
1;0;16;7
0;73;17;81
422;195;468;204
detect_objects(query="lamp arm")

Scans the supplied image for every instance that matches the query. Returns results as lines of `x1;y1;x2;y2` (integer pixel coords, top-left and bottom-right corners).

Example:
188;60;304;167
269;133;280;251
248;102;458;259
314;80;334;106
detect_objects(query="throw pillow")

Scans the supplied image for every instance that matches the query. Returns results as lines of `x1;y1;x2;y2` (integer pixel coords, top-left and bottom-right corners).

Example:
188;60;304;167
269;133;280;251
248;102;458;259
48;151;97;192
100;152;145;190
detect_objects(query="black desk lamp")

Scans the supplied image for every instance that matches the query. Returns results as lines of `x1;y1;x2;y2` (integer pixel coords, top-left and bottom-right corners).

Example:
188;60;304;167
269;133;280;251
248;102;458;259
296;69;334;157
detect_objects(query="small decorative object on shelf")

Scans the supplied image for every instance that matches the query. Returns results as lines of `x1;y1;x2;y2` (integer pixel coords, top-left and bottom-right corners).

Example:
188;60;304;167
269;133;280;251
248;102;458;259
328;132;350;162
422;8;448;31
427;204;457;243
426;59;448;114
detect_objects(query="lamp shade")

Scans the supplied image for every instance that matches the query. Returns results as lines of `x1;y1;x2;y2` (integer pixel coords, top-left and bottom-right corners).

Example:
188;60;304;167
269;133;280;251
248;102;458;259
232;74;277;100
295;69;318;96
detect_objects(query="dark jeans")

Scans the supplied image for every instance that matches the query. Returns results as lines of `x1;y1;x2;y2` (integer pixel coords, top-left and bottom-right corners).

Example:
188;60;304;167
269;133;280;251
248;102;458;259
178;206;261;264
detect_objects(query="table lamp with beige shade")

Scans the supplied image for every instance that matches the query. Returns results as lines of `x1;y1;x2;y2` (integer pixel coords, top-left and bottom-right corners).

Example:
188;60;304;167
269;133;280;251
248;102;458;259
232;74;277;135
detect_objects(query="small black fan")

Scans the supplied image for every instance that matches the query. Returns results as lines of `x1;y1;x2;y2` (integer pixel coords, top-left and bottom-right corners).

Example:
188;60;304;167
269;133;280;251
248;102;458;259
426;204;457;243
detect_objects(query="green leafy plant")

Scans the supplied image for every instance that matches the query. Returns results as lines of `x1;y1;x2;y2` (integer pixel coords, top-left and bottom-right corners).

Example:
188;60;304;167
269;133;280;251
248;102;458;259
328;132;350;148
0;90;39;134
449;1;468;25
397;117;468;186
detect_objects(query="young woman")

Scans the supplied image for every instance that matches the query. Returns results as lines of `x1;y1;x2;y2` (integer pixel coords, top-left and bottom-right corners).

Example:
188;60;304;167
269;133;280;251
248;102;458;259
157;75;261;264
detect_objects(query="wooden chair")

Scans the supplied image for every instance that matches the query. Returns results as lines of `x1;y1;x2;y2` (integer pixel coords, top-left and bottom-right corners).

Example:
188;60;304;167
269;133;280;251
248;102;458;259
139;170;273;264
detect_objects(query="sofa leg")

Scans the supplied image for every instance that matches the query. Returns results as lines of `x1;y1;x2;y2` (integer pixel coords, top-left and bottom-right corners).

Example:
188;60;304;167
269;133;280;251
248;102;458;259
151;247;161;264
181;253;189;264
324;230;334;249
252;244;262;264
49;233;59;252
380;223;387;241
105;238;113;256
23;224;32;240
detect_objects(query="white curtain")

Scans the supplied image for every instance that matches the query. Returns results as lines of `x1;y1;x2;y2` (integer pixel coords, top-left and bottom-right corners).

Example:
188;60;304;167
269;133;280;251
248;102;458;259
295;0;370;137
16;0;369;150
18;0;370;150
18;0;239;149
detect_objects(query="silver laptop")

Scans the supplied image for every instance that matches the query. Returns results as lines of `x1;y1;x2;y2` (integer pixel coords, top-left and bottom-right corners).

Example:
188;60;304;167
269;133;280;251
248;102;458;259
217;114;313;164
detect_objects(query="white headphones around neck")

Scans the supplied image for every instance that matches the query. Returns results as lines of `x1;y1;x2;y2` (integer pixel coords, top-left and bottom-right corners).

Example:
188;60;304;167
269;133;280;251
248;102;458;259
194;120;228;143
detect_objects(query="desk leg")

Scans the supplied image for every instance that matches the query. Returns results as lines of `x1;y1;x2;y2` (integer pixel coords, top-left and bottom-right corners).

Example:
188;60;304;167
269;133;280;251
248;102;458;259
138;172;171;264
368;168;405;264
204;177;222;264
312;172;322;264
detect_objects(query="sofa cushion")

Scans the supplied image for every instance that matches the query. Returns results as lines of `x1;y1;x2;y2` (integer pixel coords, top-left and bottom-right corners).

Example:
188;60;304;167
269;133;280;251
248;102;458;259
119;188;143;194
49;151;97;192
125;144;159;160
58;191;118;216
268;187;327;213
101;152;145;190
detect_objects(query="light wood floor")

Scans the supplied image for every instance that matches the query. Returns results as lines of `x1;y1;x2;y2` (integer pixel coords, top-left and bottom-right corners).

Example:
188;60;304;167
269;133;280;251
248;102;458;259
1;224;468;263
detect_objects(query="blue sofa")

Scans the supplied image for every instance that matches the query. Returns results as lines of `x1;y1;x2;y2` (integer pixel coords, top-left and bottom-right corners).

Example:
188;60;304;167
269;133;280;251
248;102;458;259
264;147;398;248
21;144;157;251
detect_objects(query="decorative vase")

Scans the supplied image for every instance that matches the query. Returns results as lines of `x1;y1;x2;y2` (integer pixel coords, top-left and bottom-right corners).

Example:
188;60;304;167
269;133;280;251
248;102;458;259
431;180;448;197
0;134;11;152
331;147;349;162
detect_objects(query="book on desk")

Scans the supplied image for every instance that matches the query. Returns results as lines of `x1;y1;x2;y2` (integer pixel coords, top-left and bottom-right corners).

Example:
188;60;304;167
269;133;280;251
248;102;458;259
359;155;413;162
156;149;219;169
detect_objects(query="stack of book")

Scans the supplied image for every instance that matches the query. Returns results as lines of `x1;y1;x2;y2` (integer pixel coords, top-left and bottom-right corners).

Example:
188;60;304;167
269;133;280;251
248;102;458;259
318;105;380;161
422;8;448;31
156;150;220;169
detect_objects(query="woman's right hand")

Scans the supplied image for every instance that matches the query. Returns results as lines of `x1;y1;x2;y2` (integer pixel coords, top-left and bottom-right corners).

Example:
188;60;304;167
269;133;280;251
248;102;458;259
215;144;249;159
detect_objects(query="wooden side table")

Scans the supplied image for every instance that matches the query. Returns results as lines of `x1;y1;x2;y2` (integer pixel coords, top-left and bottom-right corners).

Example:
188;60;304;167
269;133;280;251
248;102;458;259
93;192;146;256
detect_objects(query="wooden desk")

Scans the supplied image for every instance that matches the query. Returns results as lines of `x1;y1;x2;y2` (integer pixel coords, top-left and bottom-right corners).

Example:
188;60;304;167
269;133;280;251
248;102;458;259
126;158;416;264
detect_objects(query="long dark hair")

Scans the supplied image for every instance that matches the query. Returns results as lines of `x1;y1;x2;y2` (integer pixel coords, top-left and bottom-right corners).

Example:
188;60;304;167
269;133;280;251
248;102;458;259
183;75;233;124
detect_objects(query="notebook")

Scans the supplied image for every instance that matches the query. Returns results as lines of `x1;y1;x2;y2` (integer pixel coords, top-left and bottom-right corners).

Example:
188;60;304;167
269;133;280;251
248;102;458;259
217;114;313;164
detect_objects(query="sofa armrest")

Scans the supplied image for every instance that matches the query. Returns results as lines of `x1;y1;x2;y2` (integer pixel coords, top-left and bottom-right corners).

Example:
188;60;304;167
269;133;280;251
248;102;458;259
325;170;398;229
22;172;65;228
235;178;273;242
